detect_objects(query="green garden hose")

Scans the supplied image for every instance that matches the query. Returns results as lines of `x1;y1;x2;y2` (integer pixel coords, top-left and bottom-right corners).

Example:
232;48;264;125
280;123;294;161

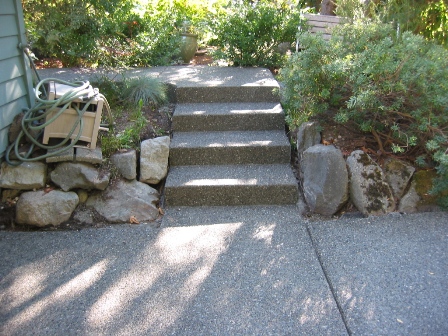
5;78;113;165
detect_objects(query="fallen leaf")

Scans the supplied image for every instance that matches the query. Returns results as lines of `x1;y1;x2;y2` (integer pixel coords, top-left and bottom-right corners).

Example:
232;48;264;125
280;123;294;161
130;216;139;224
44;186;54;194
158;207;165;215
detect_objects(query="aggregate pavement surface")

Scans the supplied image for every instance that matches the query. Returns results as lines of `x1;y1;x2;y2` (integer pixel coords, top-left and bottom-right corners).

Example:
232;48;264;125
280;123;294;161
1;207;447;335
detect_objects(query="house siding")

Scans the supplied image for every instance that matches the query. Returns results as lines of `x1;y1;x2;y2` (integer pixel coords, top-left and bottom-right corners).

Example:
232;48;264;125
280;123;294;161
0;0;34;161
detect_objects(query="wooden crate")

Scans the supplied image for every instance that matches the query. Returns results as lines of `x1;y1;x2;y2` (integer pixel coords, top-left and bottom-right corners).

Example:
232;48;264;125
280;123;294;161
42;82;103;149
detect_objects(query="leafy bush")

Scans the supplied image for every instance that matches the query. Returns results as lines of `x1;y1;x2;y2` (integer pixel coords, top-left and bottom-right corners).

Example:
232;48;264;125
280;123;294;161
23;0;135;66
210;0;304;68
23;0;214;67
335;0;448;47
280;22;448;206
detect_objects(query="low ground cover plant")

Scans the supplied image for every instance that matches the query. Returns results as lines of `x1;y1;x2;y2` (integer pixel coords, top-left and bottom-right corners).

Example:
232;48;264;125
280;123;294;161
280;22;448;207
90;75;169;156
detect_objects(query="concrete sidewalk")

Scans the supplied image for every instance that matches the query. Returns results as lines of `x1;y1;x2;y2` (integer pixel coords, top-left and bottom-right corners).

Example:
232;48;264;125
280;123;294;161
1;208;447;335
36;66;278;90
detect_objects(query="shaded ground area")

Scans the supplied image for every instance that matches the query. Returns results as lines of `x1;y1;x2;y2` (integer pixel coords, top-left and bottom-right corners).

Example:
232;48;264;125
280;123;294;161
0;208;446;335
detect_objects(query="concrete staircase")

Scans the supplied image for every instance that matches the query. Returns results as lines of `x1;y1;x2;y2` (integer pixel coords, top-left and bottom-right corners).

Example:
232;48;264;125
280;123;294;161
164;67;298;206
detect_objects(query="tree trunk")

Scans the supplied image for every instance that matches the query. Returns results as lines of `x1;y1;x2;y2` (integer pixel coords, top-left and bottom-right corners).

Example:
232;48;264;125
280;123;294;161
320;0;336;16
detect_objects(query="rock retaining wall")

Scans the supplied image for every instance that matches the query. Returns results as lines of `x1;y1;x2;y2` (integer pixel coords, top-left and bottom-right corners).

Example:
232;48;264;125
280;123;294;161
0;136;170;228
297;127;440;216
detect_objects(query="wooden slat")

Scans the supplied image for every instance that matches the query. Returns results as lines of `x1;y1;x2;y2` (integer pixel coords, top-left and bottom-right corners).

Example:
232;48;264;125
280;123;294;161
304;13;341;24
14;0;34;107
0;56;23;84
0;35;20;60
310;27;331;33
0;1;15;15
0;77;27;107
0;96;29;127
0;15;17;38
308;21;339;28
301;13;341;41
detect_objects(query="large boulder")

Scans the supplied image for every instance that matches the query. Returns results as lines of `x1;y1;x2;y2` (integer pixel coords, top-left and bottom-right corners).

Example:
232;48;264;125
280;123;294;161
301;145;349;216
412;170;440;211
16;190;79;227
86;179;159;223
383;158;415;200
0;161;46;190
50;162;110;191
296;121;321;157
347;150;396;216
140;136;170;185
398;180;420;213
110;149;137;180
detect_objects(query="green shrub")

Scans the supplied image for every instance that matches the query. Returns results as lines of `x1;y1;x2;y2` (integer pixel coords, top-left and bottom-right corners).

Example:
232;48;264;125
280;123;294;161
210;0;304;68
123;77;167;107
100;100;148;157
23;0;135;66
335;0;448;47
280;22;448;207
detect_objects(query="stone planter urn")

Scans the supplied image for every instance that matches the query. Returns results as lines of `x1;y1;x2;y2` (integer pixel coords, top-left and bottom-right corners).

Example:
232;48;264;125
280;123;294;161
180;33;198;64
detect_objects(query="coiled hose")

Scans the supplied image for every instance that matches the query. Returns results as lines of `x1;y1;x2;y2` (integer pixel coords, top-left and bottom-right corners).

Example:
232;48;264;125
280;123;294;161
5;78;113;165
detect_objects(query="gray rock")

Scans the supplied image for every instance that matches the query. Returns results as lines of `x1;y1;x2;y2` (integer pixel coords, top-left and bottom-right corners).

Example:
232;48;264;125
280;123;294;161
75;147;103;164
140;136;170;184
398;180;420;213
72;206;97;224
347;150;396;216
16;190;79;227
384;158;415;200
46;147;74;163
301;145;349;216
110;149;137;180
51;162;110;191
86;179;159;223
296;121;321;157
0;161;47;190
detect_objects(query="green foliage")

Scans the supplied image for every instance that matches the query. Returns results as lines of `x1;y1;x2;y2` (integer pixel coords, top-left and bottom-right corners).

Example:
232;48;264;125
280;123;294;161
280;22;448;207
22;0;134;66
22;0;215;67
210;0;304;68
91;75;167;156
22;0;448;67
335;0;448;47
90;73;124;106
100;100;147;157
123;77;167;107
91;73;167;107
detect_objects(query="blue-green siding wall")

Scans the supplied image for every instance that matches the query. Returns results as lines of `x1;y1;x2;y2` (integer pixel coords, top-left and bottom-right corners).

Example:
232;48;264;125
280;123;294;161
0;0;34;160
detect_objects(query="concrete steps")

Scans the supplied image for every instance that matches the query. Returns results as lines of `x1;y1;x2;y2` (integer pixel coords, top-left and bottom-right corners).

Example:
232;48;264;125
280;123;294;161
165;67;298;206
170;130;290;166
165;164;298;206
172;102;284;132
